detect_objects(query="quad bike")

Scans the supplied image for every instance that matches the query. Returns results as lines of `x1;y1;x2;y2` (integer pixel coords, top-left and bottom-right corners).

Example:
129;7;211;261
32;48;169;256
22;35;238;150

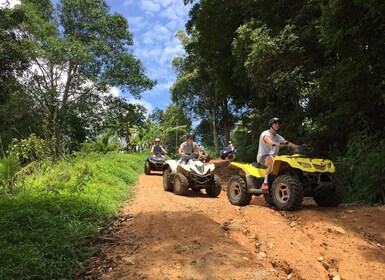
221;147;238;160
144;153;165;175
163;153;221;197
226;144;344;211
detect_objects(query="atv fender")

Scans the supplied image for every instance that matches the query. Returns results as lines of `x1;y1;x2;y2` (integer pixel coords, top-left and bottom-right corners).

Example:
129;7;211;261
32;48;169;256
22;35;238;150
177;160;215;175
164;159;179;174
272;155;335;174
229;162;265;178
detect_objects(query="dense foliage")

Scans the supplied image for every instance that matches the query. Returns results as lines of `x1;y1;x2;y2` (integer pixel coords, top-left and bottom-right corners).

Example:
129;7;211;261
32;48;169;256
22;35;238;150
172;0;385;202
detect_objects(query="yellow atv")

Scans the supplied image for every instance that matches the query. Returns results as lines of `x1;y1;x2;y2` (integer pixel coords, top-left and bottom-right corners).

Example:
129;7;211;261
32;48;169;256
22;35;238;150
226;145;344;211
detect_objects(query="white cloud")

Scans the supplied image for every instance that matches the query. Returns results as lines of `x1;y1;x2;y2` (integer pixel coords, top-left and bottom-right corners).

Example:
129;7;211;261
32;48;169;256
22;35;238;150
0;0;20;7
127;16;148;33
126;97;153;115
109;0;192;111
122;0;134;7
140;0;161;14
109;86;120;97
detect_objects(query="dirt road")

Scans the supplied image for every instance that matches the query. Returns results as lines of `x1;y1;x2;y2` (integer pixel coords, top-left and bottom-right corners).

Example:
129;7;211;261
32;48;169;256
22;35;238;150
83;159;385;280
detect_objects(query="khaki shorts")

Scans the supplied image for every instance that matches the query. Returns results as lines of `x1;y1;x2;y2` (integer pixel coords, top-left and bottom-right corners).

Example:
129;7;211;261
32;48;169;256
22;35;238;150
259;154;270;166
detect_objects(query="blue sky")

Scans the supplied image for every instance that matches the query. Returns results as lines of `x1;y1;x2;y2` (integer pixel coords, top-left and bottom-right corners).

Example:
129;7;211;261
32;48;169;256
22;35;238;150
1;0;192;114
107;0;192;114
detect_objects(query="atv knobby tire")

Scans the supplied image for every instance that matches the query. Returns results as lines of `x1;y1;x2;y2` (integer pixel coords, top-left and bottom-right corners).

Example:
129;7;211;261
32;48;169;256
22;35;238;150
206;175;221;197
227;175;252;206
144;161;151;175
272;174;304;211
163;167;173;192
173;173;189;196
263;193;274;206
313;178;344;207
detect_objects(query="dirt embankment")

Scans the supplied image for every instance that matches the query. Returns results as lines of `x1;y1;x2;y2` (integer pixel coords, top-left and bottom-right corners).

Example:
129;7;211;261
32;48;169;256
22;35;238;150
82;159;385;280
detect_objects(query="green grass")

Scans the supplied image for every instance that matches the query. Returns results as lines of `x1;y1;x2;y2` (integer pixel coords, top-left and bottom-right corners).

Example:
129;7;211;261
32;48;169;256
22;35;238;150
0;152;147;280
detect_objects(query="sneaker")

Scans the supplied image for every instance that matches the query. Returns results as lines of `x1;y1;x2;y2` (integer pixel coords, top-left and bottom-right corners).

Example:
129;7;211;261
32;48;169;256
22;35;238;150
261;183;269;190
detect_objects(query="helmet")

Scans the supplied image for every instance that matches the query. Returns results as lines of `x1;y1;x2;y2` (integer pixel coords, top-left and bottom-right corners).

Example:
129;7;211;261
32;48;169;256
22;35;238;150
155;138;160;142
228;141;232;144
187;132;195;140
268;117;281;128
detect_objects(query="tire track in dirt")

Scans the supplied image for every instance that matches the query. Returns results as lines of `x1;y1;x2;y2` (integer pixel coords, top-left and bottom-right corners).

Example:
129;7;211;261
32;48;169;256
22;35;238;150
81;160;385;280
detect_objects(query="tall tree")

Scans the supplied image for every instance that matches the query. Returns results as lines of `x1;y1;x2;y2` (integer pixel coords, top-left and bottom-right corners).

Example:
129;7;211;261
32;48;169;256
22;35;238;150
315;0;385;151
171;30;221;153
0;4;39;150
19;0;155;154
184;0;243;145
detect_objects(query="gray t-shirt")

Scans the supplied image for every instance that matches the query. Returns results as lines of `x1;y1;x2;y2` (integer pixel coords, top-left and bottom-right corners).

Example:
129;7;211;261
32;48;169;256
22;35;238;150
180;141;199;155
257;130;285;162
151;144;165;155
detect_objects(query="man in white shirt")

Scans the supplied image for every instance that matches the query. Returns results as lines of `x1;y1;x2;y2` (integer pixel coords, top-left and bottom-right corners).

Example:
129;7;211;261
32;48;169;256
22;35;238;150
257;117;298;190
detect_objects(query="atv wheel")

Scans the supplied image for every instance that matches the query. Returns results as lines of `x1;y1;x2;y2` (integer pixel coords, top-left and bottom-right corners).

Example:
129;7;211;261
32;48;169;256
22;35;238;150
144;161;151;175
221;154;226;160
263;193;274;206
206;175;221;197
272;174;304;211
173;173;189;196
227;175;252;206
163;167;173;192
228;153;234;159
314;178;344;207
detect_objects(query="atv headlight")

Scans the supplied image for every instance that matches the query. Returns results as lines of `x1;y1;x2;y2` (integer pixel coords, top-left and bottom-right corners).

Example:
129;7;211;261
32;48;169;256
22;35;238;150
298;162;312;168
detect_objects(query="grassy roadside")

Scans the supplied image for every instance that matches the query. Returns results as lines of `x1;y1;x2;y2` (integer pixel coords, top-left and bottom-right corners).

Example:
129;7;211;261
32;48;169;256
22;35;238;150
0;152;147;280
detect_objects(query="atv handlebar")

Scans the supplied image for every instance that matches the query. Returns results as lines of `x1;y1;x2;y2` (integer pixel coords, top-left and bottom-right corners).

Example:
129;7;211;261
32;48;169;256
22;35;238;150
272;141;289;147
180;152;199;159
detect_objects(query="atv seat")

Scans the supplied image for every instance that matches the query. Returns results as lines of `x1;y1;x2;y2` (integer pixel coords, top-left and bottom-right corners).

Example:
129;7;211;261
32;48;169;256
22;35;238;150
252;162;266;169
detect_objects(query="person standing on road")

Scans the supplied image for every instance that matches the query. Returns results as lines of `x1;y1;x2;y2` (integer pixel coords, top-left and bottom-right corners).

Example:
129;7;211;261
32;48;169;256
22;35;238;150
257;117;298;190
178;133;201;164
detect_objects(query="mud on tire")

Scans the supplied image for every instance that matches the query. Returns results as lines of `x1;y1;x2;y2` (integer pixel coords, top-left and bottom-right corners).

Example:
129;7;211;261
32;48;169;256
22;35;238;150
226;175;252;206
272;174;304;211
163;167;173;192
206;175;221;197
173;173;189;196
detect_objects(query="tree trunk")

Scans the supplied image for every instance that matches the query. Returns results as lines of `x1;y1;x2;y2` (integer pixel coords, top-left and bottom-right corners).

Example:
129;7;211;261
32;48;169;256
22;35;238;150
210;107;219;156
222;99;230;144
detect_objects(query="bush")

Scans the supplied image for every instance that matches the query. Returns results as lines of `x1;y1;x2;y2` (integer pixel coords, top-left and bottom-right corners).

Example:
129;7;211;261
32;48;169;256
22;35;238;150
7;134;54;164
337;132;385;203
0;156;21;193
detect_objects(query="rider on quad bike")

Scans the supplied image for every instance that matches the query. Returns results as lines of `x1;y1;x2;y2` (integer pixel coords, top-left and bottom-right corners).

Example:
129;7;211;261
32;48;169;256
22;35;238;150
162;133;221;197
227;118;344;211
144;138;167;175
178;133;202;164
151;138;167;157
257;117;299;190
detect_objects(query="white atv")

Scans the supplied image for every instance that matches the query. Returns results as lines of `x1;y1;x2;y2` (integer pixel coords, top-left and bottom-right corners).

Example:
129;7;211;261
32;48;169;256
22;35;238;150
163;154;221;197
